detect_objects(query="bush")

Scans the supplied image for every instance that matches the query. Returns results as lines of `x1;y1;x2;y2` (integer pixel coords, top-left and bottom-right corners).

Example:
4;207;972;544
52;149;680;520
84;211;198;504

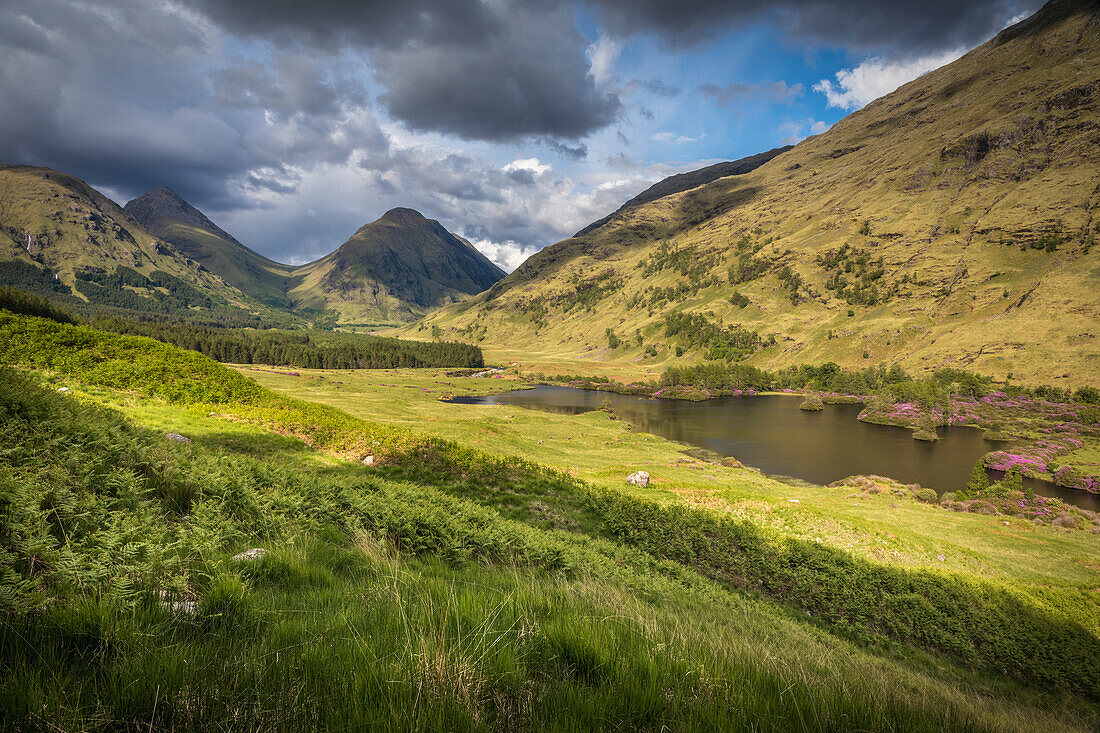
198;574;264;634
799;395;824;411
964;461;989;496
1051;513;1079;529
915;488;939;504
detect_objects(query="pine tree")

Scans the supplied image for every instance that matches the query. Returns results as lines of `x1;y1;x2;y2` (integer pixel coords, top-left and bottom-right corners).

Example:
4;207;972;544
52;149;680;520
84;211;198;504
962;461;990;499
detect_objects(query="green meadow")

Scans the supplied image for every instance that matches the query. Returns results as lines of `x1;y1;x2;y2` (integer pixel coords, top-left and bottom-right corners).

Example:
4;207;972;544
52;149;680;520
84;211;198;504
2;310;1099;730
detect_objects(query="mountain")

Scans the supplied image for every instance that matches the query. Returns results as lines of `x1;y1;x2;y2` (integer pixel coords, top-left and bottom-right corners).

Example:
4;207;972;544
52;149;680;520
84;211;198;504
408;0;1100;386
124;188;295;310
287;208;506;325
0;168;505;326
575;146;793;236
0;164;280;323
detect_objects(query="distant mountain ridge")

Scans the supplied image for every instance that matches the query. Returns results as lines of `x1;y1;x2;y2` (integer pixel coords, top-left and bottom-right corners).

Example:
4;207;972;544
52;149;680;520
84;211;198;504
575;146;793;236
0;167;506;325
124;187;297;310
126;187;243;246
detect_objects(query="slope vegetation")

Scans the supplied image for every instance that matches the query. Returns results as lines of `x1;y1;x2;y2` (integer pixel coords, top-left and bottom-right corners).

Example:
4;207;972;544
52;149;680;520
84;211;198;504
412;0;1100;386
1;170;506;327
0;165;280;324
1;310;1098;728
125;187;296;310
289;207;506;325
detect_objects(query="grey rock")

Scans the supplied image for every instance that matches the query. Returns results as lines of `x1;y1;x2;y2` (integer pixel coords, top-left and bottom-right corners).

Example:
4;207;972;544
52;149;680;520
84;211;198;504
232;548;268;562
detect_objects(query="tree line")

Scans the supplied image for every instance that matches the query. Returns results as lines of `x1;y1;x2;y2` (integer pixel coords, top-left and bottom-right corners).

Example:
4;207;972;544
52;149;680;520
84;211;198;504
92;317;485;369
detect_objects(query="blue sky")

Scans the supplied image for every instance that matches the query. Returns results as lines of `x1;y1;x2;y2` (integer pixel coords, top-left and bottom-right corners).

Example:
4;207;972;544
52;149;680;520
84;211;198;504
0;0;1040;269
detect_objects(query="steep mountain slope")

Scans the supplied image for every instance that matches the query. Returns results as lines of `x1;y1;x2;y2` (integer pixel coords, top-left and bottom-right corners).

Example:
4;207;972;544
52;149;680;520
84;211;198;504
410;0;1100;386
575;145;792;236
288;208;506;325
124;188;295;310
0;165;280;322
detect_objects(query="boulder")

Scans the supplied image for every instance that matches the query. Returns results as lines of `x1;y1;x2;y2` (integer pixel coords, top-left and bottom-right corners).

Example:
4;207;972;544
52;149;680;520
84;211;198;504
157;590;197;615
362;455;375;466
165;433;191;444
626;471;650;487
232;548;268;562
56;386;70;393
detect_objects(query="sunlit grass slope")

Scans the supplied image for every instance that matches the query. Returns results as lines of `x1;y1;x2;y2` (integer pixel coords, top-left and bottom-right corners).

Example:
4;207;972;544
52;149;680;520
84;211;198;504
406;0;1100;386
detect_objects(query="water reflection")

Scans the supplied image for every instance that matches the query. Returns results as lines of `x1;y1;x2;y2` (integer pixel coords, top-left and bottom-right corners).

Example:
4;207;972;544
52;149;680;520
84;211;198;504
450;385;1100;511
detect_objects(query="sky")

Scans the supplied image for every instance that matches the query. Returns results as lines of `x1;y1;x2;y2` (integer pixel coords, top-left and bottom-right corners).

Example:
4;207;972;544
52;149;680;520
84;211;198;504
0;0;1041;271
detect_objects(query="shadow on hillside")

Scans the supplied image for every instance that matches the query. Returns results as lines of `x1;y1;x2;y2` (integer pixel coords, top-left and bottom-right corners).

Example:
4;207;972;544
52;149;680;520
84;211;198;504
191;430;311;460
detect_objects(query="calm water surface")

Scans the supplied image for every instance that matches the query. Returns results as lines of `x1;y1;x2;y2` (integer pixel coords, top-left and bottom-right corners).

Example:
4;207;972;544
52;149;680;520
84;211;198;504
451;385;1100;511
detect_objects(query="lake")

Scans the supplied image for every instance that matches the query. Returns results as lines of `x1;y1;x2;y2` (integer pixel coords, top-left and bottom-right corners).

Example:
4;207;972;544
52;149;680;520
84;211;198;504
450;385;1100;511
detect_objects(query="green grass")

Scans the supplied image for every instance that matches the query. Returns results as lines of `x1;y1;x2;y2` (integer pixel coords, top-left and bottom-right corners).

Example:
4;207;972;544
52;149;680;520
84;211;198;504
1;366;1096;731
237;365;1100;596
2;312;1099;728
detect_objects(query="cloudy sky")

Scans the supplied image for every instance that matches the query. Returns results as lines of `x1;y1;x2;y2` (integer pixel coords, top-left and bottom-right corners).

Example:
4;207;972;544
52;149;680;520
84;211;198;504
0;0;1039;270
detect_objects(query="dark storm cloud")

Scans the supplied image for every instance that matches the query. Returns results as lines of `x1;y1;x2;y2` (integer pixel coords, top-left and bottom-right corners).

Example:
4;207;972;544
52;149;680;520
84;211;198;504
541;139;589;161
372;6;619;141
0;0;385;210
183;0;500;49
587;0;1043;53
181;0;620;142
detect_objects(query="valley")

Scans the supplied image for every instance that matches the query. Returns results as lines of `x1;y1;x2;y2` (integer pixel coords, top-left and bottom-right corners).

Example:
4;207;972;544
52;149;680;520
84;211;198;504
1;0;1099;729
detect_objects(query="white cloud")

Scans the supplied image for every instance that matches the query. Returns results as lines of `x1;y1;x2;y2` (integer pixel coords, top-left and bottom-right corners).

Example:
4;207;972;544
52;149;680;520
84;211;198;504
503;158;552;175
777;118;830;145
467;238;541;272
813;49;965;110
651;131;703;144
586;34;622;89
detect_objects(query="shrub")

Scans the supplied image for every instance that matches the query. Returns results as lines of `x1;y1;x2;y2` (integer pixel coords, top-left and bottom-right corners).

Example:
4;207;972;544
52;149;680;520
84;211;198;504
915;488;939;504
1051;513;1079;529
198;574;264;634
965;462;990;496
799;394;824;411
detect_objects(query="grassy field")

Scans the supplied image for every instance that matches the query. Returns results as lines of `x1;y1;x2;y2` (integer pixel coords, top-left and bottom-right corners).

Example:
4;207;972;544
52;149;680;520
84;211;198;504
236;366;1100;613
3;311;1099;729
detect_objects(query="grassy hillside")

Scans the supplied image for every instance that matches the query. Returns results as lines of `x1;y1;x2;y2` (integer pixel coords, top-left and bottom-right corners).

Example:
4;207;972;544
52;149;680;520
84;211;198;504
2;311;1099;728
407;0;1100;387
288;208;506;325
1;173;506;328
576;145;792;236
0;165;298;325
125;187;297;311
